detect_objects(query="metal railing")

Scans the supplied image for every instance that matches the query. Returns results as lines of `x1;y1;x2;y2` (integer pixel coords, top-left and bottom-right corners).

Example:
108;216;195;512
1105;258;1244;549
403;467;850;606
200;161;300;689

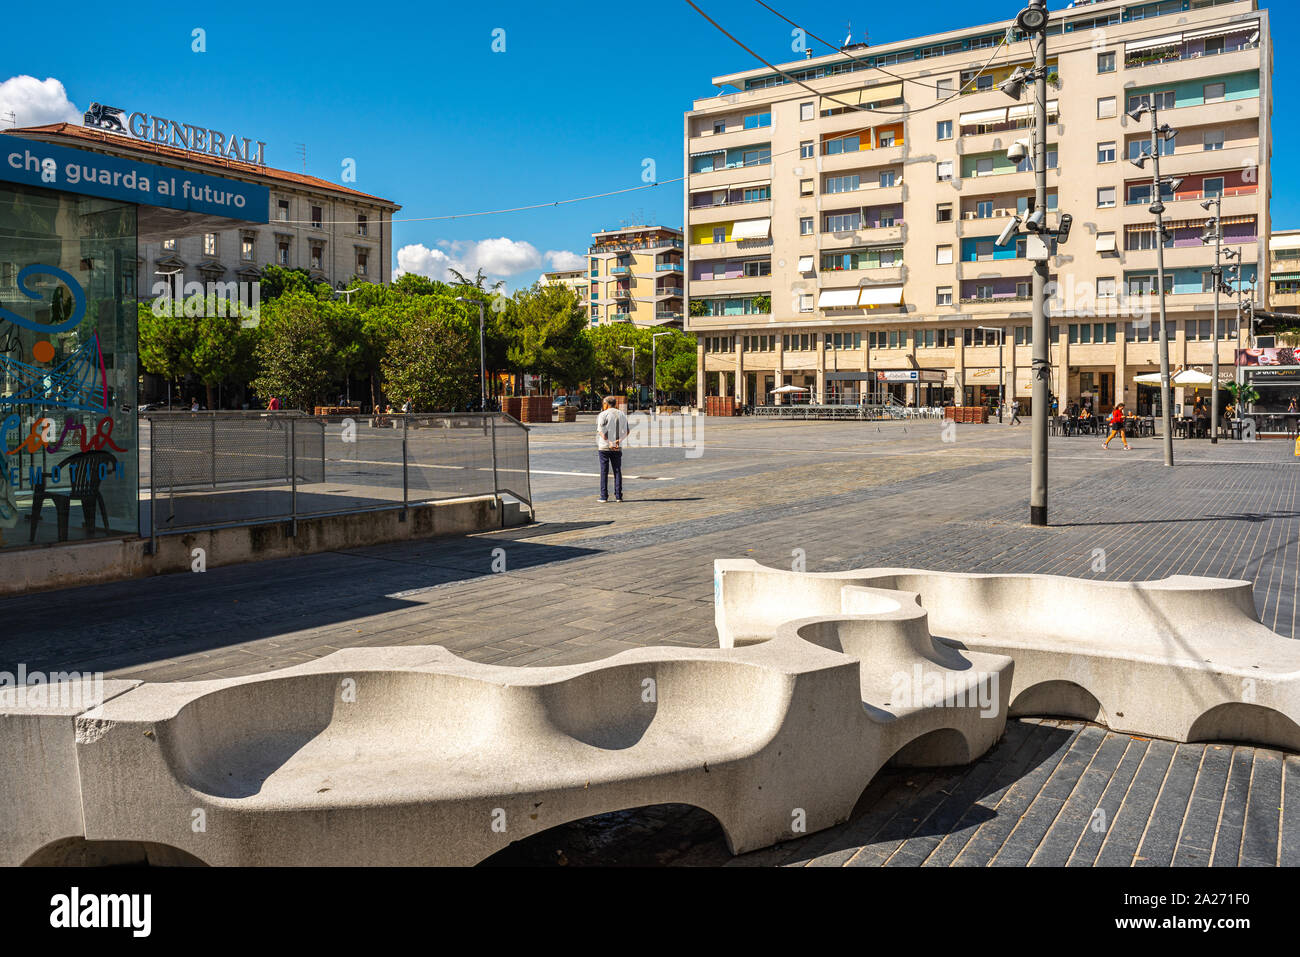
143;411;532;547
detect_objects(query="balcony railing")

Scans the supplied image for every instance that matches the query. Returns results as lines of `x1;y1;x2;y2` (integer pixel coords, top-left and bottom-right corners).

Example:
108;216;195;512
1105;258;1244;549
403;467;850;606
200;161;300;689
610;266;630;274
960;294;1033;304
1125;184;1258;205
656;262;683;271
961;114;1059;137
657;286;684;297
613;289;631;299
591;238;684;252
689;194;771;209
1124;37;1258;70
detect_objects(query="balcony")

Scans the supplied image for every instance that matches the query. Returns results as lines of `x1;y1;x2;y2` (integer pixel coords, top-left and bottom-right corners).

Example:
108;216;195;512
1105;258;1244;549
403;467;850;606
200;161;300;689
821;145;903;174
687;125;774;154
612;288;631;299
689;162;771;192
656;262;683;272
1124;183;1258;207
1121;242;1258;271
689;199;772;226
690;274;772;296
1154;97;1259;133
609;266;630;275
819;182;904;208
1123;45;1260;85
961;167;1056;195
688;237;774;259
1159;144;1260;179
654;286;684;298
820;224;904;249
819;264;904;286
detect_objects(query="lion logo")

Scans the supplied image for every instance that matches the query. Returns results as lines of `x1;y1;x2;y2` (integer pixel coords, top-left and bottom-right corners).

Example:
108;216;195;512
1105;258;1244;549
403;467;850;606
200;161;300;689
83;103;127;133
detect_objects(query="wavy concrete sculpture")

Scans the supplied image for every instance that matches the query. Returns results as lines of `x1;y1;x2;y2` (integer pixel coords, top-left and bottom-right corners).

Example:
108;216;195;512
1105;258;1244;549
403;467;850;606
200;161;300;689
4;619;1011;866
715;559;1300;752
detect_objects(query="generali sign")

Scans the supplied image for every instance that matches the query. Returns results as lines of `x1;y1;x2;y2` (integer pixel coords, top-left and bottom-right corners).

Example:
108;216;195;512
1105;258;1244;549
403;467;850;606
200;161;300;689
82;103;268;166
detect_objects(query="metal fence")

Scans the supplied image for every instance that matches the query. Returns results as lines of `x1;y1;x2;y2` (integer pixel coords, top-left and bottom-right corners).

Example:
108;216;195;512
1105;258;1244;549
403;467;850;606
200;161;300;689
143;411;532;544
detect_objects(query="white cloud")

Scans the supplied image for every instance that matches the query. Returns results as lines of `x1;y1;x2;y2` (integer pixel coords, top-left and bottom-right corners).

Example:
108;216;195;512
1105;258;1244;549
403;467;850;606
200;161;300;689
0;75;81;128
395;236;554;284
544;249;586;270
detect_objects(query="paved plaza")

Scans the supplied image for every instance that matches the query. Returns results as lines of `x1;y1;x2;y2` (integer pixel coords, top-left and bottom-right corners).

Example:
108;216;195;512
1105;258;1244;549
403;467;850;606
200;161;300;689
4;417;1299;866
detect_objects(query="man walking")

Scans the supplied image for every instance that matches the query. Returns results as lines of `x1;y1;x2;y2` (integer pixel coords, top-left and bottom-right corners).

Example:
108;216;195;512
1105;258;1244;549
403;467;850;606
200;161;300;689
1010;399;1022;426
597;395;629;503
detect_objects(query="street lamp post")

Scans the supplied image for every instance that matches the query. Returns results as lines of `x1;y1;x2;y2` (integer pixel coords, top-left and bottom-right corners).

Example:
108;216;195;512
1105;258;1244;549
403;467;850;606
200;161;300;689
1200;197;1239;444
619;345;637;408
454;297;488;412
651;332;672;412
1129;104;1181;466
977;326;1007;422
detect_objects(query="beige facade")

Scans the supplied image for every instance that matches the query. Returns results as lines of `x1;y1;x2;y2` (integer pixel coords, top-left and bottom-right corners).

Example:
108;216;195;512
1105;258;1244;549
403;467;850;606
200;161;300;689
684;0;1271;415
542;268;591;306
1267;230;1300;311
587;225;684;327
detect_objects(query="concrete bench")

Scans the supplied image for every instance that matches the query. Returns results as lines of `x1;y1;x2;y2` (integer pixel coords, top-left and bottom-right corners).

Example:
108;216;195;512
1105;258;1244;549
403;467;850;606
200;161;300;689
715;559;1300;751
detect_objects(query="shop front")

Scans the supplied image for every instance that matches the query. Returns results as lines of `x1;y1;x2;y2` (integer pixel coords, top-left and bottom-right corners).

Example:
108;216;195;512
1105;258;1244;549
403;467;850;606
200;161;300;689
1237;348;1300;435
0;134;268;550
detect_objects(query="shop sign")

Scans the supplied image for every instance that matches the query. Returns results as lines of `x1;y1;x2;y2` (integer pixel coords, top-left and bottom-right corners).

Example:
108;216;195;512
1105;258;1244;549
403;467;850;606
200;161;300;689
83;102;267;166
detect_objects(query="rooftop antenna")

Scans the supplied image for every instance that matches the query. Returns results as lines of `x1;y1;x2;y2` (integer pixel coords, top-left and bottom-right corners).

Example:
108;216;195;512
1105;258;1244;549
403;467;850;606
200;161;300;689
294;143;307;173
843;20;852;47
0;111;14;129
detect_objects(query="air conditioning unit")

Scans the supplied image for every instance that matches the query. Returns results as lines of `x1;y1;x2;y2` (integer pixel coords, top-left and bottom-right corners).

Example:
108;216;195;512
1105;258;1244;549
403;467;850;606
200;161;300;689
964;211;979;220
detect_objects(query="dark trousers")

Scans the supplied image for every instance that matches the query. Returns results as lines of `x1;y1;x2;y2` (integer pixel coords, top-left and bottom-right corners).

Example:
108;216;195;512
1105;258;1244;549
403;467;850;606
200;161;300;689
599;449;623;500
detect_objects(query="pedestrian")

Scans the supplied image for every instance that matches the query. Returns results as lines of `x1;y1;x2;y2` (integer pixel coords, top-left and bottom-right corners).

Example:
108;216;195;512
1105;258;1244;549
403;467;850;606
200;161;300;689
190;397;199;412
1103;402;1131;450
267;396;280;411
402;399;413;414
596;394;629;504
1011;399;1022;425
1288;396;1297;414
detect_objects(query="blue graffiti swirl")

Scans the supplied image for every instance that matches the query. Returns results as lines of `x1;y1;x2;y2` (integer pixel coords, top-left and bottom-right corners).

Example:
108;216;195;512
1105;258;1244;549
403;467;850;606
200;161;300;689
0;264;87;334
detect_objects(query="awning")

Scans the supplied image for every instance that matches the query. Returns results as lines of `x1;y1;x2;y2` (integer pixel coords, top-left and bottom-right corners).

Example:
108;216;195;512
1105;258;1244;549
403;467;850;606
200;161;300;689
728;179;771;190
1270;235;1300;251
820;82;902;112
818;288;862;308
1096;234;1117;252
1125;33;1184;53
731;218;771;240
858;285;904;306
1182;21;1256;42
690;147;725;158
960;108;1008;126
1271;272;1300;281
797;256;815;273
1007;100;1057;121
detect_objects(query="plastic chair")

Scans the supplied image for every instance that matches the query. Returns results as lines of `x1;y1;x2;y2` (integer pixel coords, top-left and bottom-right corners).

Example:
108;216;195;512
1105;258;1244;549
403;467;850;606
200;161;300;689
28;450;117;543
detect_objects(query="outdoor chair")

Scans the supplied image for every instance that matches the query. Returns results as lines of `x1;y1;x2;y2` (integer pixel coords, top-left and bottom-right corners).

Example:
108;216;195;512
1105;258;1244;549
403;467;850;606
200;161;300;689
29;450;117;543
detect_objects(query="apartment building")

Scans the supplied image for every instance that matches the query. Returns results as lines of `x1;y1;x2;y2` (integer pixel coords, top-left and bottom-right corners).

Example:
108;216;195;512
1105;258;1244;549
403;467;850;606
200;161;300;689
684;0;1271;414
587;225;685;327
4;122;399;305
1267;229;1300;311
542;267;591;308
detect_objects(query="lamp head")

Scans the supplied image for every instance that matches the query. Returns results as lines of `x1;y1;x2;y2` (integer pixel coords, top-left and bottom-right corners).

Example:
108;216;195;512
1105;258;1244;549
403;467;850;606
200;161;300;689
1130;154;1147;170
1015;4;1048;33
999;69;1028;100
1127;105;1148;122
1161;126;1178;142
1200;199;1215;211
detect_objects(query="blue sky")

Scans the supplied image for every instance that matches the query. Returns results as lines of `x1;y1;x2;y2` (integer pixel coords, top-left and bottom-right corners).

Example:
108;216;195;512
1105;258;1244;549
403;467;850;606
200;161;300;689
0;1;1292;288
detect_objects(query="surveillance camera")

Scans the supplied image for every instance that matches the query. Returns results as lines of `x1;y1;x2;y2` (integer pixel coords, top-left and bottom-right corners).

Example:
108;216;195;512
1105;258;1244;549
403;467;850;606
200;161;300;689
1025;208;1047;233
1006;141;1028;163
996;217;1022;247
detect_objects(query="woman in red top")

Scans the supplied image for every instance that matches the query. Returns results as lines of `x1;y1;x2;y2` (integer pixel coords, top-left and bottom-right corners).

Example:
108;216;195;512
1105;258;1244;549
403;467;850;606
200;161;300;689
1103;402;1131;450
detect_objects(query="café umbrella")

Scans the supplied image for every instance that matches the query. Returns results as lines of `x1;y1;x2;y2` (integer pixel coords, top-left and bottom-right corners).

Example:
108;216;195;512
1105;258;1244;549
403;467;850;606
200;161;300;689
1133;369;1215;388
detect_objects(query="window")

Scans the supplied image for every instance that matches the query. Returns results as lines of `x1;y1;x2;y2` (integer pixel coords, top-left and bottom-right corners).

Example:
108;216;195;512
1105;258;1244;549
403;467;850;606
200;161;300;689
879;170;896;188
824;134;860;155
799;217;814;236
310;245;323;269
1097;51;1115;73
800;140;814;158
358;215;368;236
744;111;772;129
799;179;814;196
1204;177;1224;198
741;148;769;167
1098;141;1116;163
936;79;954;99
1016;281;1031;299
1097;187;1116;208
937;160;954;182
937;286;953;306
1204;130;1225;152
743;186;770;203
937;120;953;140
277;241;290;265
936;203;953;223
162;238;176;251
1127;91;1174;113
743;260;771;277
277;199;289;222
356;250;368;276
825;174;859;193
798;294;813;312
712;227;726;243
975;158;994;176
311;205;322;228
1015;236;1027;259
1097;277;1116;298
1097;97;1117;119
1128;136;1174;161
936;245;953;265
713;120;726;134
976;200;993;219
203;233;216;256
1204;82;1226;104
241;237;254;260
825;212;861;232
877;130;896;148
975;240;995;261
800;101;815;121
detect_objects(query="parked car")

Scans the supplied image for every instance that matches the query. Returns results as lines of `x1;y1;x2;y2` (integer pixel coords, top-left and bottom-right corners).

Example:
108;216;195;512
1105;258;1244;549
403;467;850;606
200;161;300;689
552;395;578;411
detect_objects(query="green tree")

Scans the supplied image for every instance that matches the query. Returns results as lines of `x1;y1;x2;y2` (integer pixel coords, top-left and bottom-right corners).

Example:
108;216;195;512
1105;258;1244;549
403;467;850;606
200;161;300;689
258;265;322;301
138;297;259;408
380;297;479;411
250;291;337;410
504;283;594;389
651;331;698;396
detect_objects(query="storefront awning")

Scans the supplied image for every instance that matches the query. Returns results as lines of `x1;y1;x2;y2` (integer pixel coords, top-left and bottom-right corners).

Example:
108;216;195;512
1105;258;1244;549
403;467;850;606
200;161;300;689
731;218;771;240
858;285;904;306
818;288;861;308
